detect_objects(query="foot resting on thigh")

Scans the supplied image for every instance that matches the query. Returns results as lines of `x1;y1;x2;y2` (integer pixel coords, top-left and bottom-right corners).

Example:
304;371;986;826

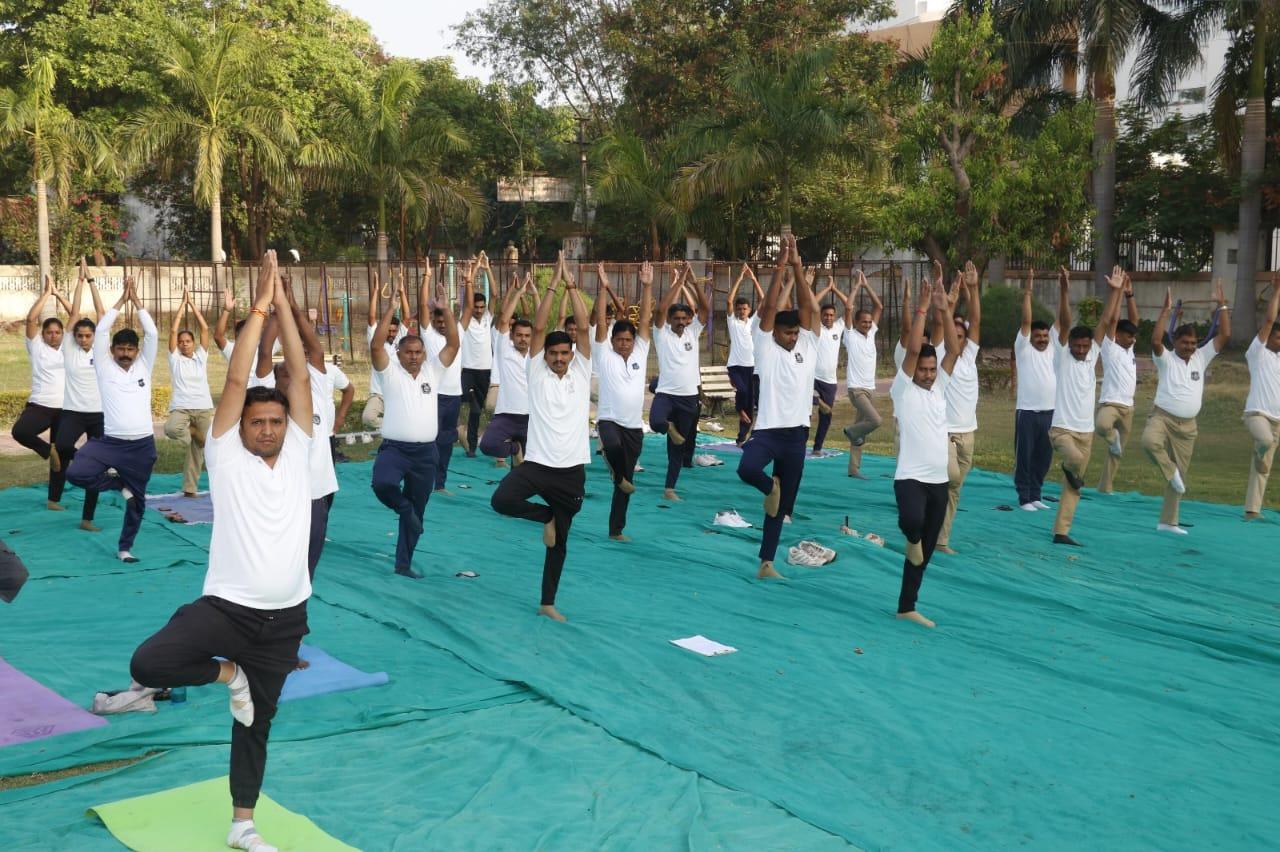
1108;433;1123;456
936;544;957;555
1052;533;1083;547
1169;469;1186;494
226;664;254;727
49;445;61;472
538;604;567;622
80;520;101;532
817;398;832;414
764;476;782;517
227;819;277;852
757;560;784;580
542;519;556;548
662;488;681;502
46;500;65;512
896;610;936;628
905;539;924;566
668;425;685;445
617;478;636;495
1061;463;1084;491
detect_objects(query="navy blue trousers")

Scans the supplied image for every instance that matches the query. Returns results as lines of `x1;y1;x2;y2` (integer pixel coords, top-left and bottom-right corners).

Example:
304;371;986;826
434;394;461;490
371;439;437;572
308;494;333;580
480;413;528;459
1014;409;1054;504
812;380;838;451
649;392;699;489
66;434;156;552
737;426;809;562
727;366;757;443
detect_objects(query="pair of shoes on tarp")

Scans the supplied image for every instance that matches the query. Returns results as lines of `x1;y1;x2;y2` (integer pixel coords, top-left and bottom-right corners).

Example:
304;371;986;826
787;540;837;567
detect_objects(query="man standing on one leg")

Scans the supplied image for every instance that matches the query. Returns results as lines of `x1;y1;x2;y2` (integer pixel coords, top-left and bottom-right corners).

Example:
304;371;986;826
1142;281;1231;534
130;251;313;852
361;271;411;430
480;272;537;464
165;288;215;497
66;277;158;563
841;270;884;479
1243;274;1280;520
725;263;763;446
1049;266;1124;546
737;234;821;579
460;256;495;457
424;259;464;494
56;262;107;531
369;274;459;579
935;262;982;555
13;276;71;511
893;278;962;629
491;269;593;622
594;261;653;542
1014;267;1057;511
811;270;848;455
1095;271;1141;493
650;263;709;501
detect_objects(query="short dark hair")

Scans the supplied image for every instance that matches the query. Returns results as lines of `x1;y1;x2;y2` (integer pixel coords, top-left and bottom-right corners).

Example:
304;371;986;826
611;319;638;339
41;317;63;332
1030;320;1051;332
821;303;837;313
563;315;577;330
473;292;487;305
1270;321;1280;335
918;343;938;362
177;328;195;341
667;303;692;319
1173;323;1197;340
1069;325;1093;342
388;315;401;326
73;318;95;334
512;318;533;332
431;307;444;318
1116;319;1138;336
544;330;573;350
854;308;873;323
733;296;750;308
774;309;800;329
397;334;424;349
243;385;289;414
112;328;139;347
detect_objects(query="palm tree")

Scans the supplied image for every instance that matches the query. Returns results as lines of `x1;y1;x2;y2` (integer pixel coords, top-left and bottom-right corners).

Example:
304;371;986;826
126;21;296;271
0;56;112;284
594;129;687;260
677;46;879;234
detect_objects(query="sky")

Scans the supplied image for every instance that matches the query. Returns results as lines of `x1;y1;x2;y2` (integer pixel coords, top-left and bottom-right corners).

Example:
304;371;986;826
332;0;492;81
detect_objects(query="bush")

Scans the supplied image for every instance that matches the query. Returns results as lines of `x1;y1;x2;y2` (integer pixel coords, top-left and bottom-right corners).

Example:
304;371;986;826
980;285;1055;348
1;386;173;428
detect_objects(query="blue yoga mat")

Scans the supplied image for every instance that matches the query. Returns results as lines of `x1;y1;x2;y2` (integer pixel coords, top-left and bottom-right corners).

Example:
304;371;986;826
279;645;389;703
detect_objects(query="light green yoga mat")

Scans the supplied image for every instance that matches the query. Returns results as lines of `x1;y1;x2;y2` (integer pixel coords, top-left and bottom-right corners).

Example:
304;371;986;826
88;777;356;851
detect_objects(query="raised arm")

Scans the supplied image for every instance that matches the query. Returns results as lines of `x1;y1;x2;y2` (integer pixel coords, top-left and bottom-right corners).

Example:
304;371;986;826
1021;267;1035;336
366;270;380;330
25;277;54;339
757;238;790;334
270;259;312;432
1095;266;1125;345
69;269;87;326
636;261;654;342
87;261;105;319
653;263;684;329
213;257;274;438
931;271;962;346
898;276;914;351
530;273;560;356
189;292;210;350
964;261;981;344
902;280;934;378
1212;278;1231;353
51;280;74;318
214;286;235;351
494;271;523;333
1123;273;1139;327
255;313;278;380
1260;273;1280;345
727;263;748;310
844;273;859;326
567;272;591;356
787;236;820;332
935;283;962;375
691;269;711;327
595;263;610;344
433;271;461;369
169;291;188;353
1056;266;1072;345
827;272;851;311
285;274;326;371
863;271;884;325
1152;287;1172;356
369;279;403;373
131;280;158;368
398;273;414;333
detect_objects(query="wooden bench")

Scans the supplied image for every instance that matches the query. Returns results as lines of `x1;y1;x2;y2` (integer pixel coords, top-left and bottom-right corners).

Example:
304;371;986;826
699;365;737;417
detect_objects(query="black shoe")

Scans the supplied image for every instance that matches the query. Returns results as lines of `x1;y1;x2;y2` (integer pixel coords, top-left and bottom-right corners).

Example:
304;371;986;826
1061;464;1084;491
1052;534;1082;547
394;566;424;579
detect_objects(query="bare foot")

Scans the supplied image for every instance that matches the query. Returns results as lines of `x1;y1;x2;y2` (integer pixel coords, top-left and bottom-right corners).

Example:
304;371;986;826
764;475;782;517
668;426;686;445
47;500;65;512
610;533;631;542
538;604;567;622
434;488;454;496
543;519;557;548
79;520;101;532
896;610;936;628
182;491;197;498
757;561;785;580
936;544;957;555
618;478;636;494
293;658;311;671
905;539;924;565
663;488;681;502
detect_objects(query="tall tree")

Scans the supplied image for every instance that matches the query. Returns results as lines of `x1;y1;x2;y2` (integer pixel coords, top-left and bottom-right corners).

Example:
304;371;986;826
594;129;687;260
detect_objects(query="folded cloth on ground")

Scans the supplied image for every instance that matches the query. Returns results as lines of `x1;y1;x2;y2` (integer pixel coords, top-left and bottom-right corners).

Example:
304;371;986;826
92;683;159;715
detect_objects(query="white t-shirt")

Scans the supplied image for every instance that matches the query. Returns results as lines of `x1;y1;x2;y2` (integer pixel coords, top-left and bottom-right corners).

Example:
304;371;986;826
753;325;818;431
843;323;878;390
202;418;312;610
94;309;158;439
654;319;703;396
894;341;907;370
1154;345;1217;419
1052;338;1100;432
493;331;530;415
221;339;274;389
815;319;844;384
376;359;443;443
939;339;979;433
891;367;951;484
593;336;648;429
25;336;65;407
461;312;494;370
1098;335;1137;407
1014;328;1057;411
525;351;592;468
63;343;101;413
306;363;349;499
220;338;279;362
168;347;214;410
726;316;757;368
366;323;407;396
424;324;463;396
1245;336;1280;419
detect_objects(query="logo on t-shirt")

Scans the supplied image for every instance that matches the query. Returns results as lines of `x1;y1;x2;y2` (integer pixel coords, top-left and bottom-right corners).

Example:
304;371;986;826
420;381;433;395
137;378;145;387
313;414;321;425
831;332;838;340
683;341;692;351
631;362;640;370
794;352;804;364
1191;371;1201;381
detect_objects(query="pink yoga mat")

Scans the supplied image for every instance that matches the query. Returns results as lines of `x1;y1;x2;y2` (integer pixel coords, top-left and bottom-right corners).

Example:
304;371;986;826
0;656;107;747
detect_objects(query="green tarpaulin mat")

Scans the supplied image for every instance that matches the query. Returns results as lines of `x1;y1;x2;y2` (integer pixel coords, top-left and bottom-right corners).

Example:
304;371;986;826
88;776;357;851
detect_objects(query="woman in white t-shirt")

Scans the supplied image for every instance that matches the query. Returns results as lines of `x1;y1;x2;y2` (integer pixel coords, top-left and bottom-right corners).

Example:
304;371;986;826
54;266;108;529
165;289;215;496
12;276;72;511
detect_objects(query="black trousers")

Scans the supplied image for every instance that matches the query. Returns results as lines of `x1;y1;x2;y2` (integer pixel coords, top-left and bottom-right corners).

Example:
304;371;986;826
54;410;104;520
460;368;491;454
490;461;585;605
894;479;949;613
11;403;63;502
130;595;309;809
308;494;333;580
597;420;643;536
648;393;699;489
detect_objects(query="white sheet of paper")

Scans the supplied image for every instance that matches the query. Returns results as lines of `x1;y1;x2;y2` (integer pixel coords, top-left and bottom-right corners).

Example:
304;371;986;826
670;635;738;656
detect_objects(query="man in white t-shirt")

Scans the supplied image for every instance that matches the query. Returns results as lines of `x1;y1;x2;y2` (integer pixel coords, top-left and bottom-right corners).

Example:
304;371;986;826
491;272;592;622
66;277;159;563
165;288;215;496
130;251;314;852
593;261;654;541
650;262;710;500
726;263;764;445
1141;282;1231;533
1013;268;1057;511
361;270;411;429
811;271;849;454
1048;267;1125;546
460;254;496;456
1244;277;1280;519
370;271;459;579
54;264;107;530
891;278;963;629
736;235;821;579
1095;271;1142;492
424;259;467;492
12;276;71;511
480;271;537;463
933;262;982;555
840;270;885;478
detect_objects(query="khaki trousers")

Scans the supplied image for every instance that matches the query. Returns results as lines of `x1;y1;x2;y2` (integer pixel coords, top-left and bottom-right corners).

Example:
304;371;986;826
164;408;214;494
1094;402;1134;493
938;430;975;547
361;393;385;428
1244;413;1280;514
1141;407;1197;526
845;387;882;474
1050;427;1092;535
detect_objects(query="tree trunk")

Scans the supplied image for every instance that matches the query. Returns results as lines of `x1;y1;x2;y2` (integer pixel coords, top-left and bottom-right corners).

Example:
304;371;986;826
780;169;792;235
210;191;223;289
1233;12;1269;343
1091;73;1117;298
650;219;661;261
35;178;51;287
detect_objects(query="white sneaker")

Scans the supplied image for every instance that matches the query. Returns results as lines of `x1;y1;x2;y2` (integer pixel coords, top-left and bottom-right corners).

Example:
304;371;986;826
1032;500;1050;510
787;543;835;567
713;510;753;529
226;664;254;727
1170;470;1186;494
1020;503;1038;512
1109;435;1123;456
693;453;723;467
1156;523;1189;535
227;820;278;852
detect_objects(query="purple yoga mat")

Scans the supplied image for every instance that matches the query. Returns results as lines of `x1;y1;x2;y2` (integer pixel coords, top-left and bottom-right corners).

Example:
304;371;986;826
0;656;107;747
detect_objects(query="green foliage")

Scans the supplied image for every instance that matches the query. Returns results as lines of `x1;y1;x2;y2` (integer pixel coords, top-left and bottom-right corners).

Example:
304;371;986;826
1076;295;1104;328
980;285;1055;349
0;194;128;271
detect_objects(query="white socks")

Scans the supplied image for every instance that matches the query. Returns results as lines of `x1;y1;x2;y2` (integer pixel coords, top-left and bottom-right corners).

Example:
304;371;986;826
226;664;254;727
1170;469;1186;494
228;819;277;852
117;551;139;563
1032;500;1050;511
1157;523;1189;535
1020;503;1038;512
